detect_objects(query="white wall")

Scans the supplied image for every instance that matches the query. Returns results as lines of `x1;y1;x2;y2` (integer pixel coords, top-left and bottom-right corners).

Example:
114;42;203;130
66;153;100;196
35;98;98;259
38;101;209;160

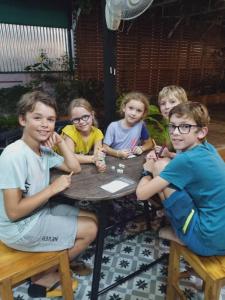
0;73;32;88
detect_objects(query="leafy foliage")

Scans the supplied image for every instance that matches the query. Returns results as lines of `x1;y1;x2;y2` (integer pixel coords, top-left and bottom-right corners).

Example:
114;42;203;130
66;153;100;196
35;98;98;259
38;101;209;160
24;49;54;72
0;85;31;116
0;115;18;131
145;105;170;146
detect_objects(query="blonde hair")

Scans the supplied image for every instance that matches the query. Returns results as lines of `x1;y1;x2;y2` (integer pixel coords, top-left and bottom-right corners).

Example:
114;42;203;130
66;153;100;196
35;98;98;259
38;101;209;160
120;91;149;119
169;102;210;141
158;85;188;104
68;98;98;126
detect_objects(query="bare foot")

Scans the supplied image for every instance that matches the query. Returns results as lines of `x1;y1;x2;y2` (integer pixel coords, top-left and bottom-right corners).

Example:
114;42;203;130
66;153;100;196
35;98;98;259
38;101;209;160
158;226;185;245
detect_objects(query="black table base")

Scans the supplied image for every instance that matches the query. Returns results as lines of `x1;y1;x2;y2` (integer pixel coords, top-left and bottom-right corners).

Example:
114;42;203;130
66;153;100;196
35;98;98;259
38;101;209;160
90;201;168;300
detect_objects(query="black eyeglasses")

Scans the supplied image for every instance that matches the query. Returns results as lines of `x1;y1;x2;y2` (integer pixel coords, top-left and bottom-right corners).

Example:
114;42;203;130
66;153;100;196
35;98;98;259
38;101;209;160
71;114;91;124
168;123;200;134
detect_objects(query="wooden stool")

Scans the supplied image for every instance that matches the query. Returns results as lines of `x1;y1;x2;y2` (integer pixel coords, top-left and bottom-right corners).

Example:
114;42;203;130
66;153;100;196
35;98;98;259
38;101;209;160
0;241;74;300
166;241;225;300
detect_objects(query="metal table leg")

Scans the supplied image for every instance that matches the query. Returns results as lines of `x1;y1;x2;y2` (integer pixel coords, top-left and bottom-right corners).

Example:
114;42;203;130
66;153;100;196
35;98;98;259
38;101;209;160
90;203;107;300
90;200;168;299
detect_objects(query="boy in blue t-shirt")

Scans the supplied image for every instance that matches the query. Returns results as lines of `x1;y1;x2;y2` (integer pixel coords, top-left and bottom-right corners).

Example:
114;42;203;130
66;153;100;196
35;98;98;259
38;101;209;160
137;102;225;256
0;91;98;297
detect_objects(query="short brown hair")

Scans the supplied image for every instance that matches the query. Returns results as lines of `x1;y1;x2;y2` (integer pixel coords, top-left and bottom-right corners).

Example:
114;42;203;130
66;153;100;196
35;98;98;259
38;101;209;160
158;85;188;104
169;102;210;127
120;91;149;119
17;91;57;116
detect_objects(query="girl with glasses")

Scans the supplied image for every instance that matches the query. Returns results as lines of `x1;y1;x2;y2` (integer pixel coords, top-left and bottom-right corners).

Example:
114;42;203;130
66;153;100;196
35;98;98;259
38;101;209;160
60;98;106;172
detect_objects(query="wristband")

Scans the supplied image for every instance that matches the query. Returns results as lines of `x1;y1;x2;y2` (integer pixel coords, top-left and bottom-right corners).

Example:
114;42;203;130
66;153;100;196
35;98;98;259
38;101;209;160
140;169;153;179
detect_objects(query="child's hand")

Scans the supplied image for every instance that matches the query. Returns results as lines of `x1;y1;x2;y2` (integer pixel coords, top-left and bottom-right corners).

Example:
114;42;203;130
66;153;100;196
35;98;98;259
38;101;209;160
146;149;158;160
96;160;106;173
42;132;63;148
143;159;154;173
117;149;130;159
50;171;73;194
95;148;106;172
146;145;169;160
132;146;143;155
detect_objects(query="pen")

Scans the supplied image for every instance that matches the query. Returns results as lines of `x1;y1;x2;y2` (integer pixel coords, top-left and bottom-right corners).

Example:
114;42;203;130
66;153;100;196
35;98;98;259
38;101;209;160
157;145;166;158
152;139;159;158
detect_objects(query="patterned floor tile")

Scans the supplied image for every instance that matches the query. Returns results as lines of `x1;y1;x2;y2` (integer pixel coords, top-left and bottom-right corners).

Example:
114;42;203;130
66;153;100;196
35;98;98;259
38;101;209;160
12;229;225;300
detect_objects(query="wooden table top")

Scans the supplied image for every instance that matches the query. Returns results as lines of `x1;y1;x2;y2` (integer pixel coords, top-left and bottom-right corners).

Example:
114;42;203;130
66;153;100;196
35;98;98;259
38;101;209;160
51;155;145;202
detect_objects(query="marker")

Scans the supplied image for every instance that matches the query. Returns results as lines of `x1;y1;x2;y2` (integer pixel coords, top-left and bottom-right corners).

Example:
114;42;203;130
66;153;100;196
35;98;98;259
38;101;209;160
152;139;157;148
131;138;137;152
157;145;166;158
152;139;159;158
69;171;74;177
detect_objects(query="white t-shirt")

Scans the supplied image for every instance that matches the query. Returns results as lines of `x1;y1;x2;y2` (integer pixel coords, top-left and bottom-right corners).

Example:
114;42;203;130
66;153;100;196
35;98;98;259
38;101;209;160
0;139;63;244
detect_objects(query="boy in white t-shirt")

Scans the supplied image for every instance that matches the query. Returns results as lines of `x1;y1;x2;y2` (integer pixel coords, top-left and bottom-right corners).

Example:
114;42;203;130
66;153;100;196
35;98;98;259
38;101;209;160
0;91;98;297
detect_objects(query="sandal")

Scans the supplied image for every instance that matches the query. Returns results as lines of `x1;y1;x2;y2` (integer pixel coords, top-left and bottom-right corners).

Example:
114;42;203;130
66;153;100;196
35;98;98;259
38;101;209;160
28;278;78;298
70;260;92;276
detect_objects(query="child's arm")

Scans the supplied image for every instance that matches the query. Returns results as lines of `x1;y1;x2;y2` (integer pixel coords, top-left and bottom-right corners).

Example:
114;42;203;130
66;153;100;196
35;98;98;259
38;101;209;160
103;144;130;159
93;141;106;172
44;132;81;173
3;172;73;221
136;173;169;200
63;134;96;164
132;138;154;155
141;137;154;152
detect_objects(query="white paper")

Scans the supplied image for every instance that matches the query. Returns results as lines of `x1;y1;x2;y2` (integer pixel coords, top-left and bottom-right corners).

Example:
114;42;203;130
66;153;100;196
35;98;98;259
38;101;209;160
100;179;130;193
127;154;136;158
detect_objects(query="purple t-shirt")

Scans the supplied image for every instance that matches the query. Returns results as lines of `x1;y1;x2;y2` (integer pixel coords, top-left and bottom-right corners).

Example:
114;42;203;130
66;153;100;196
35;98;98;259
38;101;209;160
103;120;149;150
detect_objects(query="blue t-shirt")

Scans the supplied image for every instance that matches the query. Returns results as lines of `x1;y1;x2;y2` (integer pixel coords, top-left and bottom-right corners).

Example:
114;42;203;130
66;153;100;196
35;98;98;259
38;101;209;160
0;140;64;244
103;120;149;150
160;141;225;250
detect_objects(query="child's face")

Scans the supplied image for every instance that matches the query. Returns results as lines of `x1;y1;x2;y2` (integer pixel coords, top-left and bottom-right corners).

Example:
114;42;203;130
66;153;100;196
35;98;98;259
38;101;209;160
168;114;206;151
19;101;56;143
159;96;181;119
123;99;145;126
71;106;93;133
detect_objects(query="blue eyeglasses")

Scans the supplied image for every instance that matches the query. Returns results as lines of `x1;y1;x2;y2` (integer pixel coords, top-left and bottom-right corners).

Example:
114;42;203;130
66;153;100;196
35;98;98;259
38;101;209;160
71;114;91;124
168;123;200;134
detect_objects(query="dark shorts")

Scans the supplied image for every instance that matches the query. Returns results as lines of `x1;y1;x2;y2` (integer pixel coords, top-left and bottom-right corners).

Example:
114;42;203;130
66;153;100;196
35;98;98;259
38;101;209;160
7;204;79;252
163;190;225;256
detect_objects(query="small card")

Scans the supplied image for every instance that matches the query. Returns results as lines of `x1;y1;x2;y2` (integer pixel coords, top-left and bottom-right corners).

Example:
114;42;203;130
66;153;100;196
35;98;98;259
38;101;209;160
100;179;130;193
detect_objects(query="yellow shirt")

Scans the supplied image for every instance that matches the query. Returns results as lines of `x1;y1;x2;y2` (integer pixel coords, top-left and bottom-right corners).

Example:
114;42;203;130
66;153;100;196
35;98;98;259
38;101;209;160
62;125;104;154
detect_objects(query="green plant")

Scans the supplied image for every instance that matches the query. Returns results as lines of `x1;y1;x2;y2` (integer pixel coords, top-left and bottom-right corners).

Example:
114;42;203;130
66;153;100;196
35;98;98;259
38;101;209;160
24;49;54;72
0;115;18;131
0;85;32;116
145;105;170;146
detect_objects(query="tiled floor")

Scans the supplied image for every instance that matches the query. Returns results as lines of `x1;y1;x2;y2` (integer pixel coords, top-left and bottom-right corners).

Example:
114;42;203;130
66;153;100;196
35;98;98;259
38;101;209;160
13;227;225;300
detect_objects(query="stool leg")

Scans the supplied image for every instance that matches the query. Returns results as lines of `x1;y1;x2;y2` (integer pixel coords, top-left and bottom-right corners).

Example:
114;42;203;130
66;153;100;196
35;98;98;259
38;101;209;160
58;251;74;300
204;280;220;300
0;279;14;300
166;242;183;300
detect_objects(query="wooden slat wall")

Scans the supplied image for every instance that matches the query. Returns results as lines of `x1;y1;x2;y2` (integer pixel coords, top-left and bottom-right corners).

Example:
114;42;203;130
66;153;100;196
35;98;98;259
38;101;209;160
75;5;103;81
75;4;224;97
